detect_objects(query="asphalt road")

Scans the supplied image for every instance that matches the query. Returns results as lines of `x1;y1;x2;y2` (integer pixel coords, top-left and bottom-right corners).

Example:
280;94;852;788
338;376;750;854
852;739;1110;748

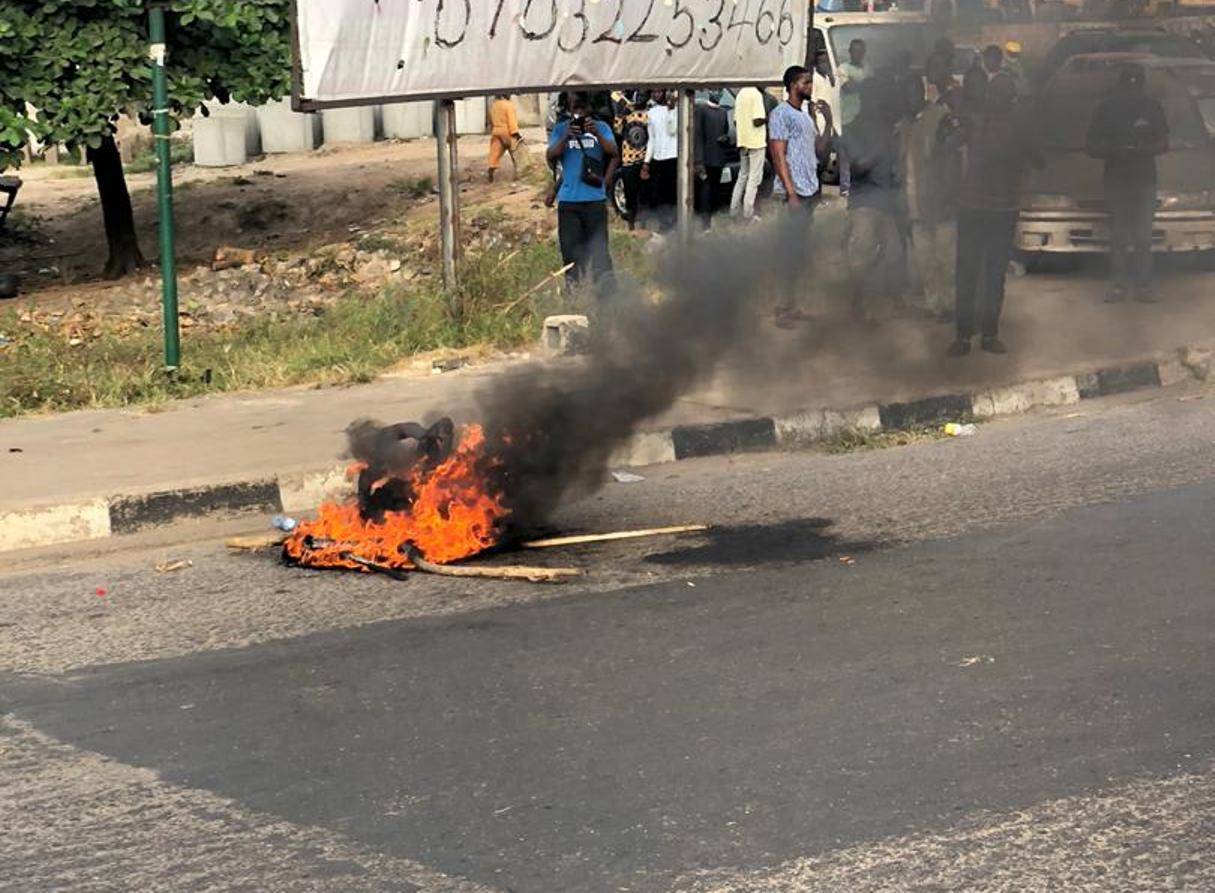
3;385;1215;892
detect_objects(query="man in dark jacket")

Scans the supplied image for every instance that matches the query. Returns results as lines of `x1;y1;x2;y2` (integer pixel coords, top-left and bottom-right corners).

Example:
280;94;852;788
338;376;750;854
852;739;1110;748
694;90;731;230
949;74;1037;357
1086;64;1169;303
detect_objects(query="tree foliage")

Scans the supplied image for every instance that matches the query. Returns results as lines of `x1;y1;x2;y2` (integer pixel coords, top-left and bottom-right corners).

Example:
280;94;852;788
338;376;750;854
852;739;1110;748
0;0;292;169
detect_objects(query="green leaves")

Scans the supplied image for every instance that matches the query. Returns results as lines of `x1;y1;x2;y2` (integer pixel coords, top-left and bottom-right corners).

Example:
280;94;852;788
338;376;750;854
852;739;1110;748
0;0;291;169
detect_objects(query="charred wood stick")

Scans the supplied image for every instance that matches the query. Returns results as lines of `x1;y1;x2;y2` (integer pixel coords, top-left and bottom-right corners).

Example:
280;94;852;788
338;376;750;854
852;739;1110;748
403;546;581;584
521;525;709;550
345;553;412;581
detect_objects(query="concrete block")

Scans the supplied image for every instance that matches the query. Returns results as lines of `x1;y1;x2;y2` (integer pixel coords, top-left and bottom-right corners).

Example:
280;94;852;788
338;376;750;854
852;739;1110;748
322;106;377;145
609;431;677;468
1180;345;1212;381
279;465;352;514
454;96;487;135
1156;355;1191;388
542;315;590;356
382;102;434;139
825;405;883;434
192;114;248;167
776;408;884;445
971;375;1080;419
0;499;110;552
200;100;261;156
774;410;826;446
256;99;321;154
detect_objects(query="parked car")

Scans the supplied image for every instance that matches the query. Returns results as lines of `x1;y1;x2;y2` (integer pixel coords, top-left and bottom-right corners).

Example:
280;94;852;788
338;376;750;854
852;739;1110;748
1035;27;1206;87
1016;54;1215;257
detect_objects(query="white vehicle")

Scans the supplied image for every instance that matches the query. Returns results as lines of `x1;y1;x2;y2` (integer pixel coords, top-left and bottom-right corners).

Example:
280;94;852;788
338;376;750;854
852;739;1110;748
1017;54;1215;256
810;12;943;131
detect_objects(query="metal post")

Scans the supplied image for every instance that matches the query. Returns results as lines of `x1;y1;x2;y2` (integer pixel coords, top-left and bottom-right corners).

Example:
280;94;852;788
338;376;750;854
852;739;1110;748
436;99;461;294
148;4;179;370
676;88;696;244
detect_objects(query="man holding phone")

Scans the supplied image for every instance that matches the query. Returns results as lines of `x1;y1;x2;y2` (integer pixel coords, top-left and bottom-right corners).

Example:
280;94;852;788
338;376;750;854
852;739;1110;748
546;92;620;292
769;65;832;328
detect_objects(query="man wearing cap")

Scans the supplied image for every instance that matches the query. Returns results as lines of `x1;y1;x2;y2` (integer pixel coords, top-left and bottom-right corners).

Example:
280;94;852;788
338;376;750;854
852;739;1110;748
1003;41;1031;97
1086;63;1169;304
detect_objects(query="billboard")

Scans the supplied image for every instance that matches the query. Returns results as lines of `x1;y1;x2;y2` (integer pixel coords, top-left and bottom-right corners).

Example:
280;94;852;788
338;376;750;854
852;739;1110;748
292;0;810;108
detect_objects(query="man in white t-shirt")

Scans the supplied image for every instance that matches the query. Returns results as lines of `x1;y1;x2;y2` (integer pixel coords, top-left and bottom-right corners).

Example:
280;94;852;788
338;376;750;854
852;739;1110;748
642;91;679;230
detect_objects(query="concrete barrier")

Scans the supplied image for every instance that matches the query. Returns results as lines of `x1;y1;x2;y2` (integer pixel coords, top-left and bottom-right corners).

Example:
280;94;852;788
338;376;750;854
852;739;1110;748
382;102;434;139
256;99;321;154
322;106;377;145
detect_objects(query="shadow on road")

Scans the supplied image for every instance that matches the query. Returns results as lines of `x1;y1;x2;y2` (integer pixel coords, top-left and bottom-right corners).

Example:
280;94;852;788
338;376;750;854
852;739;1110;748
644;518;879;567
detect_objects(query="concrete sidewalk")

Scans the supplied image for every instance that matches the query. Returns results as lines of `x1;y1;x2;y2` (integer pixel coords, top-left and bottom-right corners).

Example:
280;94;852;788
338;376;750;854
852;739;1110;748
2;270;1212;551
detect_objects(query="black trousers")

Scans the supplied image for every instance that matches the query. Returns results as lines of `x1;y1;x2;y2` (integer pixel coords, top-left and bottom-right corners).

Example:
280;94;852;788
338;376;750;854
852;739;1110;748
648;158;678;229
695;167;723;229
955;206;1017;339
558;201;614;291
620;164;644;227
1106;179;1155;294
775;193;820;311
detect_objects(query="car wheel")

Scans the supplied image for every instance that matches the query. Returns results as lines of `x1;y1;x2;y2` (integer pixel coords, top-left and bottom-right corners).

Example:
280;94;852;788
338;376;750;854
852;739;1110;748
612;174;628;220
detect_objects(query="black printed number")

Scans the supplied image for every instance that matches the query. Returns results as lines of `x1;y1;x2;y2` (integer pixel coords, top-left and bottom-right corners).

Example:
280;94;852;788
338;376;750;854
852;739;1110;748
728;0;754;37
434;0;471;48
755;0;776;45
628;0;659;43
593;0;623;44
489;0;508;38
558;0;589;52
777;0;796;45
700;0;724;50
667;0;694;49
519;0;558;40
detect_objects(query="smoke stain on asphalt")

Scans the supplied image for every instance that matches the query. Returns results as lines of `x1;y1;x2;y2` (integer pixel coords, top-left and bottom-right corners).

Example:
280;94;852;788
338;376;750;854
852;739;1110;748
644;518;880;567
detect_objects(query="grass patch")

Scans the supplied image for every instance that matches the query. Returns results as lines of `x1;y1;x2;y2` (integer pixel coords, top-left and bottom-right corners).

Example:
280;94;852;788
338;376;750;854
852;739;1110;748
42;166;91;180
389;175;434;199
358;232;408;254
125;141;194;174
820;424;955;454
0;241;581;418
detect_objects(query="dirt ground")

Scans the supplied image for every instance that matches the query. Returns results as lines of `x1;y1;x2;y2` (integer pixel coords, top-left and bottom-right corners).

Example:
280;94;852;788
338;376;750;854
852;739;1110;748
1;131;551;313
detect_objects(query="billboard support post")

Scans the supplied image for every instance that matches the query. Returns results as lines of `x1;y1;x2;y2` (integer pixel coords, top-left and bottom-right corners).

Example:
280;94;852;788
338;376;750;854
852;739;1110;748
436;99;460;294
676;88;695;244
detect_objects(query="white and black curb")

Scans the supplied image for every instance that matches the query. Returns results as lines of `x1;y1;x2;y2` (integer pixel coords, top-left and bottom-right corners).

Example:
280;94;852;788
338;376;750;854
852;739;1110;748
2;347;1209;555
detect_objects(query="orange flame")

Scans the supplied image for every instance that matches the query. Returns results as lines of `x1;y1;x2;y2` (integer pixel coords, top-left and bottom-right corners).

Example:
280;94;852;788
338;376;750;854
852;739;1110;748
284;424;509;571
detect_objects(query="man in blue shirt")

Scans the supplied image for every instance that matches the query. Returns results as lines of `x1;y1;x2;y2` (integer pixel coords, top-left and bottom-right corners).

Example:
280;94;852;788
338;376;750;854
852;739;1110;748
546;93;620;292
769;66;832;328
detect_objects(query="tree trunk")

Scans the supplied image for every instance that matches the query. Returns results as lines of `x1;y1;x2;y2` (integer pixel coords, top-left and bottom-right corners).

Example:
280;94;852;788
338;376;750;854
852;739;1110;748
87;134;145;279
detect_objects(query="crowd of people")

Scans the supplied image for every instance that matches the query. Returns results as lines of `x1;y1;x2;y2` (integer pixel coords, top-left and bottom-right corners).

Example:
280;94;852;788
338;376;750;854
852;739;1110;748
525;37;1169;356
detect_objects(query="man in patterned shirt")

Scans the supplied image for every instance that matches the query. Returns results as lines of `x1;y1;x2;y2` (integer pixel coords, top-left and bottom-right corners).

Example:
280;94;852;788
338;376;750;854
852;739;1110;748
769;65;833;328
615;91;651;231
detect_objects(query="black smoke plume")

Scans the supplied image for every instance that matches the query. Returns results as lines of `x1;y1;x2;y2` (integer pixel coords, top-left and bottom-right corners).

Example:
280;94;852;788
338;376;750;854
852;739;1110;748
479;225;793;535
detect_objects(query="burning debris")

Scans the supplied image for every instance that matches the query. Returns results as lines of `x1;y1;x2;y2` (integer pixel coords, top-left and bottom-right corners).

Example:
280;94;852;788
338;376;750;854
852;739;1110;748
272;225;785;580
283;419;512;573
270;417;707;582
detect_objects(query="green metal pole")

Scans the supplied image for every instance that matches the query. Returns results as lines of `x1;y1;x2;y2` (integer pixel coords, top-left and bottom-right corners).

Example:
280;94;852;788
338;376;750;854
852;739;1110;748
149;4;180;370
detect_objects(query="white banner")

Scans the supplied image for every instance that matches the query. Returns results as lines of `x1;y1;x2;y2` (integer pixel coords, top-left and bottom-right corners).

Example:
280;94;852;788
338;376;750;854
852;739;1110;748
293;0;809;107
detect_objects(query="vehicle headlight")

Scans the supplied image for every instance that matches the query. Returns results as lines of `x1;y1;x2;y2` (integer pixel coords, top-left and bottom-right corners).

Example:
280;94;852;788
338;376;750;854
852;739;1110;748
1159;191;1215;209
1022;193;1078;211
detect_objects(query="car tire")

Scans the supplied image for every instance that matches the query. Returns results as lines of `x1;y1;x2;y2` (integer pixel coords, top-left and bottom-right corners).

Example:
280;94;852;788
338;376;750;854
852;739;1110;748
612;175;628;220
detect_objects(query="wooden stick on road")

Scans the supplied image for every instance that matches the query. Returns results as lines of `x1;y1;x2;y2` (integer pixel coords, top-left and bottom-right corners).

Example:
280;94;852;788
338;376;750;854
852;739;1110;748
521;525;709;550
405;546;582;583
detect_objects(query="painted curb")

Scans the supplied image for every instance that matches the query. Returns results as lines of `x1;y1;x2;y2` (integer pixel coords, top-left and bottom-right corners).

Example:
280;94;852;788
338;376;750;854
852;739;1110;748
2;346;1210;555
